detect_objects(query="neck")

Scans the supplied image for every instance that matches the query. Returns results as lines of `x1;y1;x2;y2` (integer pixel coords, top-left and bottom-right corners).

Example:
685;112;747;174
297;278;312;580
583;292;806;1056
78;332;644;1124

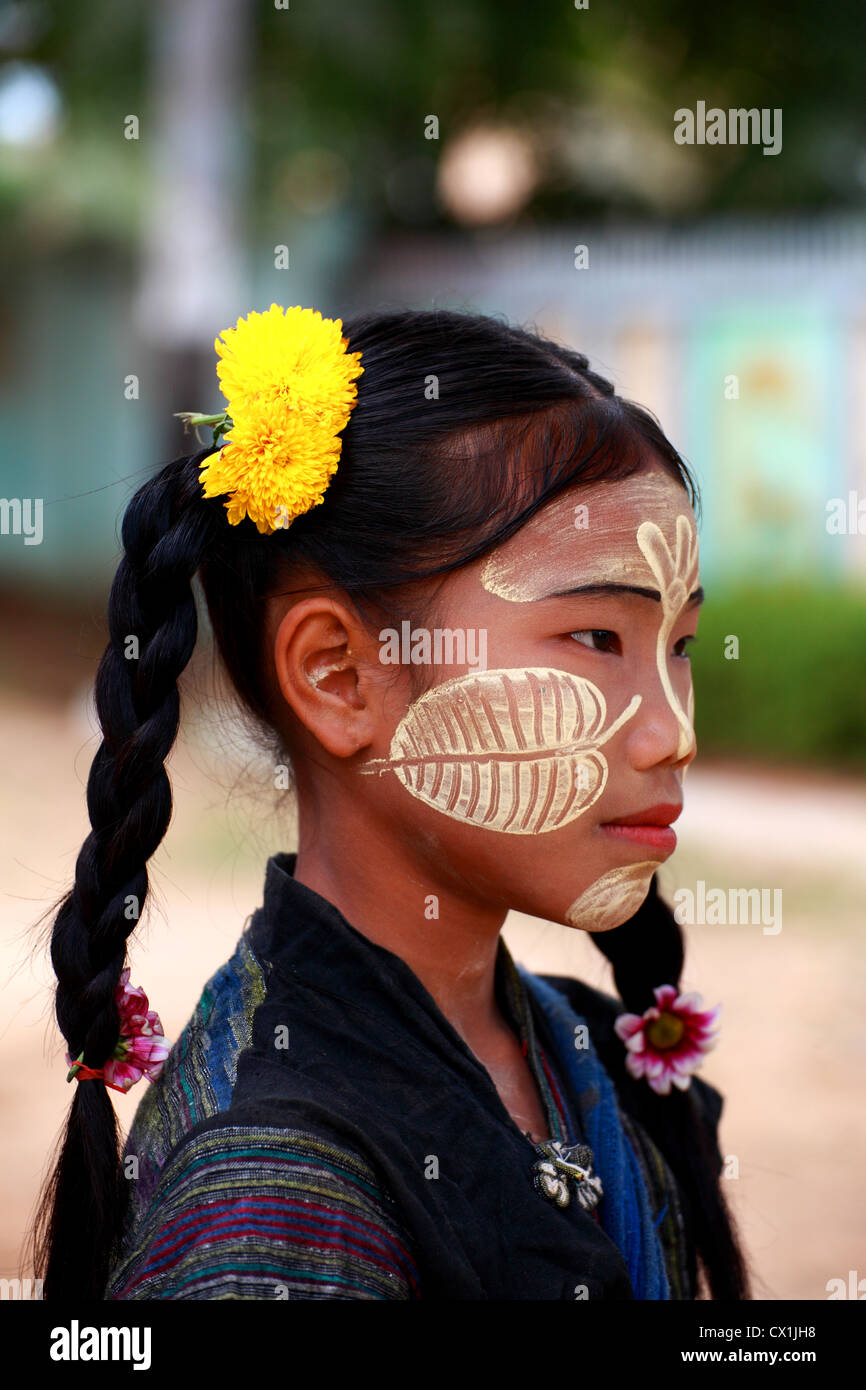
292;802;510;1049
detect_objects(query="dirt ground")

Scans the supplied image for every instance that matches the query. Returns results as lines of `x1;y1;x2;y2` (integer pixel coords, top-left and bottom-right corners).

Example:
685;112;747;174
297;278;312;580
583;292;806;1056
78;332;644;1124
2;684;864;1301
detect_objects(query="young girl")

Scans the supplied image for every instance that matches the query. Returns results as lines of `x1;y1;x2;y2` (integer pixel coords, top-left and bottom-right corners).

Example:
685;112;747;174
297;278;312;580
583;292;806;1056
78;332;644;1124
34;304;750;1301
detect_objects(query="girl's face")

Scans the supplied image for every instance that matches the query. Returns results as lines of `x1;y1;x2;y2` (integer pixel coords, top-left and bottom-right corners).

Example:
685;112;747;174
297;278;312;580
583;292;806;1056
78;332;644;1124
360;462;702;932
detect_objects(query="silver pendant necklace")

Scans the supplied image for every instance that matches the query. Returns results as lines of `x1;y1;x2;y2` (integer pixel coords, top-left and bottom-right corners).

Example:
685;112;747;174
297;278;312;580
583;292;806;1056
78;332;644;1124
529;1139;604;1213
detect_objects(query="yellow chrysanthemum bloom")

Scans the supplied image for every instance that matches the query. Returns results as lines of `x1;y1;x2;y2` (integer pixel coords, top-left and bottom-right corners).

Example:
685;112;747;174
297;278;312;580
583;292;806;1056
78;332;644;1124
198;303;363;534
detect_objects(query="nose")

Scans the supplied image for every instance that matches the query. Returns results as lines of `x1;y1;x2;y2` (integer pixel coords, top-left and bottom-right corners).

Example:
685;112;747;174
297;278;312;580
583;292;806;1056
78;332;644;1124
623;664;696;772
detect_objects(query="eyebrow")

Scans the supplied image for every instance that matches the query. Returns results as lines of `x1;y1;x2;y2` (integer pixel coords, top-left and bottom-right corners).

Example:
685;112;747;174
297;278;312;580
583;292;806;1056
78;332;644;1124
537;582;705;608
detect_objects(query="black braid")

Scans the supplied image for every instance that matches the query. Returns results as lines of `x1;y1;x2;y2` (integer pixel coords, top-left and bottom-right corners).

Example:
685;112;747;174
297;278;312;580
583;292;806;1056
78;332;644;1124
33;450;220;1299
590;877;751;1299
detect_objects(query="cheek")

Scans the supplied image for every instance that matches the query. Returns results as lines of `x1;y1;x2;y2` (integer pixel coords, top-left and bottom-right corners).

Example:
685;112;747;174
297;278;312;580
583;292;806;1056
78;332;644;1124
360;666;640;835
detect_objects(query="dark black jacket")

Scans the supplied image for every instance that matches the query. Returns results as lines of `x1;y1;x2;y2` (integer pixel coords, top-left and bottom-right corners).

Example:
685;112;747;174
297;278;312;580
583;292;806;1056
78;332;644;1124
190;852;724;1301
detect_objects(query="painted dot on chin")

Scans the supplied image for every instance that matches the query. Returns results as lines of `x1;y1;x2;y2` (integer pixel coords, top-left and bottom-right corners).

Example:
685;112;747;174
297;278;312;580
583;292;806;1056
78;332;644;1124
564;861;658;932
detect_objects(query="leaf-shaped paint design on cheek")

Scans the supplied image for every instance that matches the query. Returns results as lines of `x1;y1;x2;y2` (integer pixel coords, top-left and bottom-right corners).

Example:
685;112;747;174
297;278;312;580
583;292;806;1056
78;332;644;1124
360;667;641;834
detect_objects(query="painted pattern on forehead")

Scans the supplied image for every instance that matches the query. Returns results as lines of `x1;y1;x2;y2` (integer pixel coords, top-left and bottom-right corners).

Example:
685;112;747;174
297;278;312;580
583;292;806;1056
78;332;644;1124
480;470;692;602
479;468;699;763
359;667;641;834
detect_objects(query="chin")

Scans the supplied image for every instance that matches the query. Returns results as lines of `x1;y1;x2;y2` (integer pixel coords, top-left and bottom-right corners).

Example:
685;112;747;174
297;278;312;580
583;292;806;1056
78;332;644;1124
562;860;658;933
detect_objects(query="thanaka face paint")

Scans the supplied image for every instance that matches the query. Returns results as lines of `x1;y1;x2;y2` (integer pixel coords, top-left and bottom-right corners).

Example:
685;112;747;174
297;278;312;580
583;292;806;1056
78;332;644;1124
635;514;699;761
564;861;659;932
307;656;351;689
480;473;699;762
360;666;641;833
480;471;690;601
475;466;699;929
356;466;698;935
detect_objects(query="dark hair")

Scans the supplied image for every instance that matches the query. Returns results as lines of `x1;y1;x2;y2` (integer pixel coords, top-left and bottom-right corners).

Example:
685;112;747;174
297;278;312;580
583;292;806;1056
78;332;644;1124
32;307;749;1300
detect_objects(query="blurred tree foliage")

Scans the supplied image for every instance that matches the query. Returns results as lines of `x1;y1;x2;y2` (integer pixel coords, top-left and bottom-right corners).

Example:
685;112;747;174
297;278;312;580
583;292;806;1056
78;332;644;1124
691;585;866;770
3;0;866;253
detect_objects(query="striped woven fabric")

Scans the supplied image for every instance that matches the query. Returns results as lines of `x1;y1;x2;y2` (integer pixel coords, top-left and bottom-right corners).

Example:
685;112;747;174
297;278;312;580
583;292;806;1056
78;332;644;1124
106;1125;421;1300
107;925;423;1300
107;919;693;1299
117;925;268;1233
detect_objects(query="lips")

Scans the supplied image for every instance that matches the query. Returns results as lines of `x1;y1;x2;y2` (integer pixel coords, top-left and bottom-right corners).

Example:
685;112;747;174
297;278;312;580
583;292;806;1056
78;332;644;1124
599;803;682;853
601;803;682;828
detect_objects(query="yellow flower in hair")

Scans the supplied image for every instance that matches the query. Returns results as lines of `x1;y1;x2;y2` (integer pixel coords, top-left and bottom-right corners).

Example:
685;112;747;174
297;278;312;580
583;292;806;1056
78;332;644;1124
197;303;363;534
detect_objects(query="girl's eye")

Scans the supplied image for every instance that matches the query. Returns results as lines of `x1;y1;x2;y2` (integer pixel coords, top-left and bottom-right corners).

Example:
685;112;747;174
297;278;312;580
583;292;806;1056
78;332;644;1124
568;631;698;658
569;629;620;654
673;634;698;659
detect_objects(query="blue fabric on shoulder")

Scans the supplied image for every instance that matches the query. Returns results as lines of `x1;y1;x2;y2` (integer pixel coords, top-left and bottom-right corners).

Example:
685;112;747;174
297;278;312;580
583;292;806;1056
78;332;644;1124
517;966;670;1300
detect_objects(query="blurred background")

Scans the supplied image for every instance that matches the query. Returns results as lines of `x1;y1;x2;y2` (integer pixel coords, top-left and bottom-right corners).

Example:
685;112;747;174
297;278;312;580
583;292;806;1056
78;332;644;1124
1;0;864;1301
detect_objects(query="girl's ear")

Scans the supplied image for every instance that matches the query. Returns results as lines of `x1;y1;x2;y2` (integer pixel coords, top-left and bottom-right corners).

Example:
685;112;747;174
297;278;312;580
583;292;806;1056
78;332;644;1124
271;598;380;759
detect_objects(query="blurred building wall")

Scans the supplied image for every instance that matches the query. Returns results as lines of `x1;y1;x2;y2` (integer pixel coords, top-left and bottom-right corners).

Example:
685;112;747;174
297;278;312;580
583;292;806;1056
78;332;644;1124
351;212;866;586
2;212;865;595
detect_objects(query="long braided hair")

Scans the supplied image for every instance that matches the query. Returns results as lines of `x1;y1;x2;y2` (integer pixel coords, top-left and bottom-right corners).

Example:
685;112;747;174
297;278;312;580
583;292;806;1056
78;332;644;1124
32;307;750;1299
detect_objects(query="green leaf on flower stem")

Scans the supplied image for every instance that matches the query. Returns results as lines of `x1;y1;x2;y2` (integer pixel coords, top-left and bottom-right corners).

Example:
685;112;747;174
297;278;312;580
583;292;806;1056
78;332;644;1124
173;410;232;448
